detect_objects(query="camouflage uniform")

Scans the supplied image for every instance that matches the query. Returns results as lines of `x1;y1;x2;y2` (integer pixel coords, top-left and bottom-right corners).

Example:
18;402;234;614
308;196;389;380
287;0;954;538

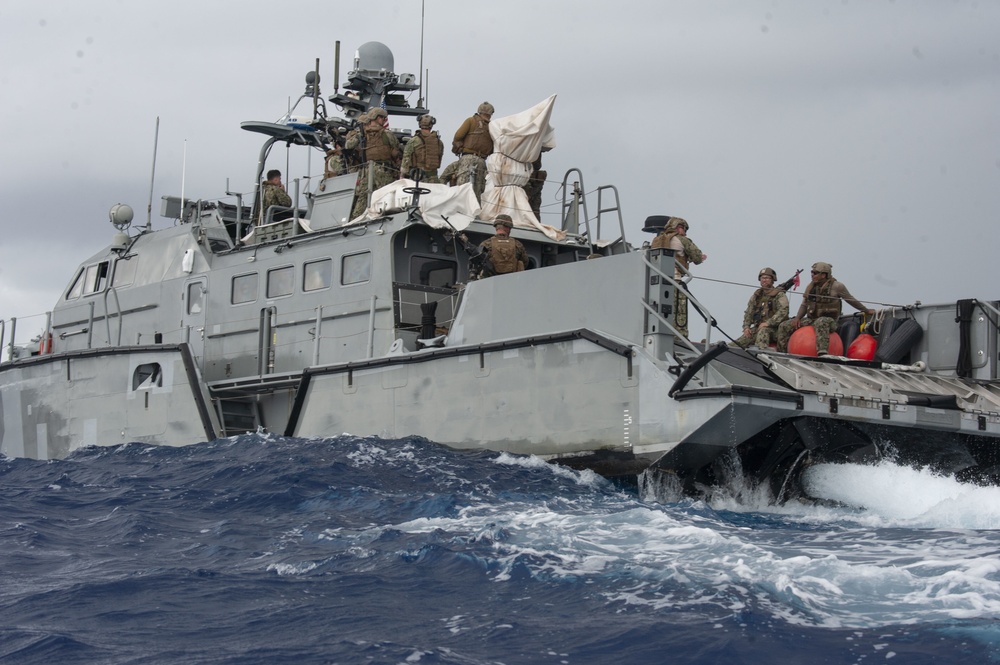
522;158;546;219
734;287;789;349
452;103;494;202
650;218;705;339
261;182;292;215
346;112;401;219
439;160;460;186
776;264;869;354
476;214;527;279
401;129;444;183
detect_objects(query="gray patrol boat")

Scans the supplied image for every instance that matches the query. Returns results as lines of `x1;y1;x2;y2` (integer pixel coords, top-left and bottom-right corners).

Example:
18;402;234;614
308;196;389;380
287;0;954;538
2;42;999;502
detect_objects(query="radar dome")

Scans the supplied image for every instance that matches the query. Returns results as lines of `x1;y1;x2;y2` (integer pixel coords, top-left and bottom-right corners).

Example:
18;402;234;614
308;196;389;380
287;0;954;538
354;42;394;75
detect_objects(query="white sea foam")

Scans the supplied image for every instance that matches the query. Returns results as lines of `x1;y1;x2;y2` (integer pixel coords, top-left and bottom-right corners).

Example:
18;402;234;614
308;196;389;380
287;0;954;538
801;461;1000;529
379;469;1000;630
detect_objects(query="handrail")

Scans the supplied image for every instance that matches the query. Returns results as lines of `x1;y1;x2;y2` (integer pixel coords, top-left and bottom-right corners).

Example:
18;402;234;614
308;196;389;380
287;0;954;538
595;184;629;251
641;251;715;348
559;169;589;237
103;286;123;346
366;295;378;358
0;318;7;363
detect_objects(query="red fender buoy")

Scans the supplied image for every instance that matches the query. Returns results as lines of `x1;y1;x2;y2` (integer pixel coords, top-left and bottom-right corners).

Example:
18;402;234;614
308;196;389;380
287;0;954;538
38;333;52;355
847;333;877;361
789;327;843;356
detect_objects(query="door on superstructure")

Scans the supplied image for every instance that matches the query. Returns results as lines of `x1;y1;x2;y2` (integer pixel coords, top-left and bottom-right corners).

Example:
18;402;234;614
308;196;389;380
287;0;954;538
181;277;208;366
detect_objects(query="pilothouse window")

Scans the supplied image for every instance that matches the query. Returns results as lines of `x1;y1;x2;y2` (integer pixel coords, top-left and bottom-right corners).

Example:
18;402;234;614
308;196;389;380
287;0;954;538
342;251;371;285
267;266;294;298
84;262;110;295
303;258;333;292
232;273;258;305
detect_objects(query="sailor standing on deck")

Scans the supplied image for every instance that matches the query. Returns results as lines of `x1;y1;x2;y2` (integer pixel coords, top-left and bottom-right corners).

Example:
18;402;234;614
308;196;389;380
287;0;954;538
401;114;444;183
651;217;707;340
476;214;527;279
346;108;401;219
776;261;875;355
452;102;494;202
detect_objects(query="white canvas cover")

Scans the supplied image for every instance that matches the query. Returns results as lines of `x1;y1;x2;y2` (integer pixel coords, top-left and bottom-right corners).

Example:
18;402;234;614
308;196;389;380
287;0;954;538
352;180;482;231
480;95;564;240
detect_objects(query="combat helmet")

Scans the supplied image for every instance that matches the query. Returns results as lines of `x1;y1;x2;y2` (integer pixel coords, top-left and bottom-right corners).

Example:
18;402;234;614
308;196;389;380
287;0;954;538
758;267;777;280
667;216;689;231
477;101;495;115
418;114;436;129
811;261;833;275
369;107;388;120
493;213;513;229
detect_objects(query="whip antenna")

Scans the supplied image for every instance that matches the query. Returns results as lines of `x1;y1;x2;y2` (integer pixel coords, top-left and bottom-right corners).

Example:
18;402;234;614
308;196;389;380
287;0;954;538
146;116;159;231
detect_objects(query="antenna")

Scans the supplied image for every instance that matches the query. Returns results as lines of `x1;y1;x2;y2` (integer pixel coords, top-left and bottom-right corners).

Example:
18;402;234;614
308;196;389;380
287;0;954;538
417;0;426;107
313;57;320;119
180;139;187;223
146;117;159;231
334;41;340;95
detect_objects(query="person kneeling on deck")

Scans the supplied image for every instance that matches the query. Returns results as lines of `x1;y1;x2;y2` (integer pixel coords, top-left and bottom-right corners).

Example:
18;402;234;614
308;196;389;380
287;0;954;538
776;261;875;356
477;214;527;279
733;267;789;349
650;217;707;340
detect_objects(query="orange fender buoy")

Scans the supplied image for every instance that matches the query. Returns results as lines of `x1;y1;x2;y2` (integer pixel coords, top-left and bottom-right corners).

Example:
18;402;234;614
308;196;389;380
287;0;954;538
788;327;843;356
38;332;53;355
847;333;877;361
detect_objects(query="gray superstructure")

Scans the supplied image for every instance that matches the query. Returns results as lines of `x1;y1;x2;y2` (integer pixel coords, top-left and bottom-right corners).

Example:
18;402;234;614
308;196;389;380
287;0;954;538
2;42;999;502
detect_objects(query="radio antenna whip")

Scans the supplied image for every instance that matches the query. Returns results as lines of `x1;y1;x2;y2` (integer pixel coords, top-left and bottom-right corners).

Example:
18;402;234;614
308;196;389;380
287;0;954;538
146;116;159;231
417;0;426;107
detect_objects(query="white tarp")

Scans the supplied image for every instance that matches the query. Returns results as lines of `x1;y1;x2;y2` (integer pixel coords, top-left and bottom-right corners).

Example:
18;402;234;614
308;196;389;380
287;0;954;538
481;95;564;240
352;180;482;231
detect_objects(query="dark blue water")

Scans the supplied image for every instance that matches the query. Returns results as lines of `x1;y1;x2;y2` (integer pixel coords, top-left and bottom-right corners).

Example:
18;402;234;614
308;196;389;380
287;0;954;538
2;434;999;664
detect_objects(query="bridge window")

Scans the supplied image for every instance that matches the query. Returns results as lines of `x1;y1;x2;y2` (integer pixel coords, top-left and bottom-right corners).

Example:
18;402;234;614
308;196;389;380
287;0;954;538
112;257;138;288
267;265;294;298
342;251;371;285
232;273;258;304
303;258;333;292
84;262;110;295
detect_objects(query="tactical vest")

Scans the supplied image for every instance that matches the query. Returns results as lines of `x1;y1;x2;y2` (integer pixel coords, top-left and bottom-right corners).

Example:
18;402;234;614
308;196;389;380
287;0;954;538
651;231;688;271
363;128;396;163
485;237;523;275
460;117;493;158
803;278;840;320
412;132;442;170
749;289;780;326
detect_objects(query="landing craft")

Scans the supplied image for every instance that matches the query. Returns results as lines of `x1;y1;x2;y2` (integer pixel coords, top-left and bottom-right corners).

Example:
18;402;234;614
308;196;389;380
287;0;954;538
1;42;998;503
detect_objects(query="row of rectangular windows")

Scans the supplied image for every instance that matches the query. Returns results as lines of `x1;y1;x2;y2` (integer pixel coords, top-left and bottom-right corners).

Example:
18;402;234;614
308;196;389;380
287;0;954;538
65;251;374;304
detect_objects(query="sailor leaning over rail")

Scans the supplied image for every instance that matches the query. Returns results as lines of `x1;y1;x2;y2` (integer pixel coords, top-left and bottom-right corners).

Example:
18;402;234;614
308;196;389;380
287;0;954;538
651;217;708;339
776;261;875;355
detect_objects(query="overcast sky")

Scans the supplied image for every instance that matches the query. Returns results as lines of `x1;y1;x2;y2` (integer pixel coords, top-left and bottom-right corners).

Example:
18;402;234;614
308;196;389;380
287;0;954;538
1;0;997;343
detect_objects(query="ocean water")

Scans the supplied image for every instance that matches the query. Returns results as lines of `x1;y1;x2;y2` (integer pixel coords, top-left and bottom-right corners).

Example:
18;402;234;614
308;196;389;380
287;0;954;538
2;434;999;664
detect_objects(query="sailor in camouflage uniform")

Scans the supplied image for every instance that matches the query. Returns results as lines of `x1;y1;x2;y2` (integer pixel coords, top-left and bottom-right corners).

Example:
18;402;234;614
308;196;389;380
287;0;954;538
401;114;444;183
777;261;875;355
733;267;789;349
345;108;401;219
476;214;527;279
650;217;707;339
257;169;292;222
452;102;494;202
